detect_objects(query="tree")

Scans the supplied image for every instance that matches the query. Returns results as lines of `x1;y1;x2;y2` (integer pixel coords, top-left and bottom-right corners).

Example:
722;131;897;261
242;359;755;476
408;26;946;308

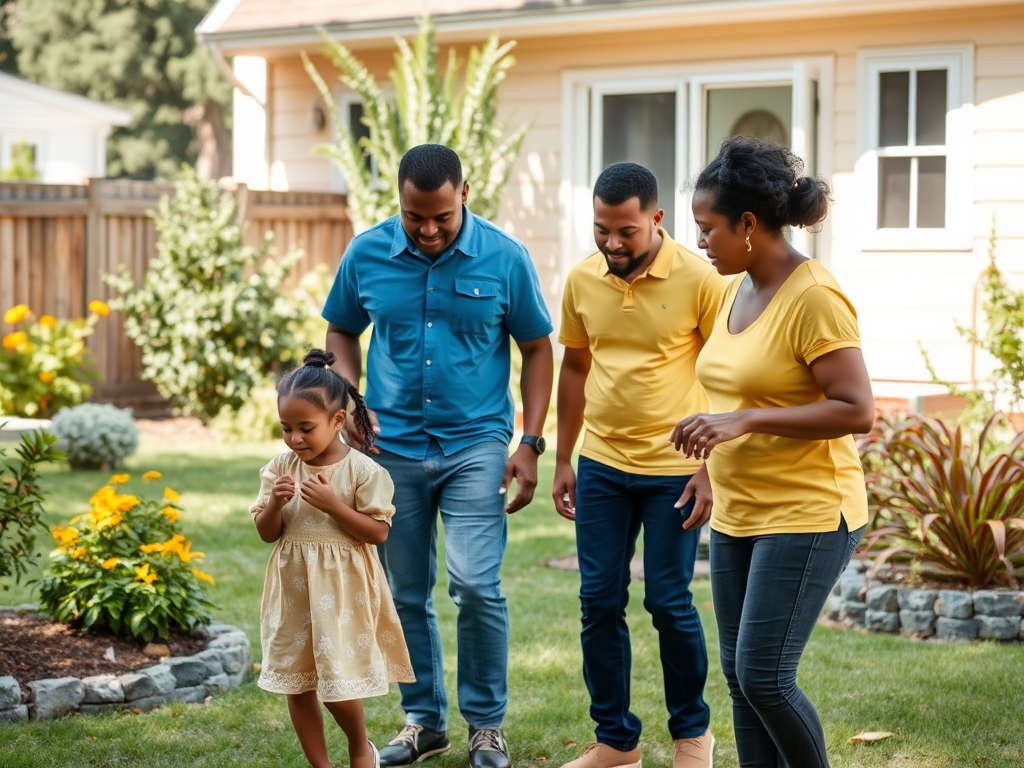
8;0;231;179
0;2;17;74
303;14;530;231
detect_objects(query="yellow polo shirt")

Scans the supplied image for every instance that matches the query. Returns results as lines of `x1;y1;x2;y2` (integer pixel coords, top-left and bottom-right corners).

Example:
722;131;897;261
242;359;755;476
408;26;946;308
559;230;727;474
695;260;869;536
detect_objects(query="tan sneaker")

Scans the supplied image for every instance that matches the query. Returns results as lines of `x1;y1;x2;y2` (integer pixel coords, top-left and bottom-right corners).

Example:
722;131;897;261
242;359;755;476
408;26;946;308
561;743;641;768
673;730;714;768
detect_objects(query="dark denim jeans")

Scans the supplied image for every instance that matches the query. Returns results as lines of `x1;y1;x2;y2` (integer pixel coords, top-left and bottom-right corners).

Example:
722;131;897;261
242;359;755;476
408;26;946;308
574;456;710;751
710;517;863;767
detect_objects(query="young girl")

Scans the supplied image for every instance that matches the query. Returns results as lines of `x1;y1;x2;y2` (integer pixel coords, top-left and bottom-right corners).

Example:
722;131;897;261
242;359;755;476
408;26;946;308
251;348;415;768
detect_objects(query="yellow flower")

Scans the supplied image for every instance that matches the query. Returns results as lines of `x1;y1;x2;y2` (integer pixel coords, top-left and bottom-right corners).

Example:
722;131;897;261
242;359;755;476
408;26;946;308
89;486;116;507
39;314;57;328
101;557;120;570
68;340;84;357
160;506;181;524
164;487;180;503
38;371;55;383
109;474;130;485
176;540;204;564
191;569;216;586
70;547;89;560
2;331;28;351
51;526;79;546
68;515;84;525
114;494;139;512
143;471;162;481
160;534;186;556
3;304;30;324
88;300;110;317
134;564;157;586
139;542;162;554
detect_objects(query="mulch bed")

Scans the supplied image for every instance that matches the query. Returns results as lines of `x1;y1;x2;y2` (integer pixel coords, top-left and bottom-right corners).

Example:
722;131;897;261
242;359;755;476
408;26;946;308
0;615;208;703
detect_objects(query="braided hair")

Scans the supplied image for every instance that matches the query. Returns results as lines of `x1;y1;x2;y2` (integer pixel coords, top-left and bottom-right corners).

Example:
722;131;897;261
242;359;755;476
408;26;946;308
277;349;375;452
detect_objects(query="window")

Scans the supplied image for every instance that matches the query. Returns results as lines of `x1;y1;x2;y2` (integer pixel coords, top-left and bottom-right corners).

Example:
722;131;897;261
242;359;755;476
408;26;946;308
329;93;382;193
858;46;973;250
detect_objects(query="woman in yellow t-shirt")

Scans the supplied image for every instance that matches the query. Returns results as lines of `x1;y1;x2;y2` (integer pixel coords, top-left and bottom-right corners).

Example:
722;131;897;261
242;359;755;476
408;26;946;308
670;136;874;767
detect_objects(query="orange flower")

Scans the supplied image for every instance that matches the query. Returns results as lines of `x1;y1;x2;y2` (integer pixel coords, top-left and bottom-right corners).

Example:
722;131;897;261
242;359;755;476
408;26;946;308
70;547;89;560
51;526;79;546
39;314;57;328
3;304;30;324
160;506;181;524
38;371;55;383
101;557;120;570
143;471;162;481
139;542;162;554
164;487;180;503
108;474;130;485
2;331;28;351
134;564;157;586
191;569;216;586
88;300;110;317
90;486;117;507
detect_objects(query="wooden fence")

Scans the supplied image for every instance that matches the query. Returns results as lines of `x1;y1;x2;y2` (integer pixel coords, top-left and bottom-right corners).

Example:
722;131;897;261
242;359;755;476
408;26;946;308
0;179;352;415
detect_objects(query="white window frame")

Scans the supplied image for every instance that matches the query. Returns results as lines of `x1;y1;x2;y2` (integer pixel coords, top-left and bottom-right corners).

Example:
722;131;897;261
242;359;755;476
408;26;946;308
560;56;834;283
0;134;45;177
328;88;384;194
856;44;974;252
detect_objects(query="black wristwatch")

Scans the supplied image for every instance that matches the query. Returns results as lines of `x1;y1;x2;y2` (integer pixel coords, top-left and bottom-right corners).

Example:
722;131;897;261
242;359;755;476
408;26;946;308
520;435;546;455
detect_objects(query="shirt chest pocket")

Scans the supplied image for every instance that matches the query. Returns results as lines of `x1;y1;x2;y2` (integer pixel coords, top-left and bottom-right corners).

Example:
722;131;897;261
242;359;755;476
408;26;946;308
452;277;501;336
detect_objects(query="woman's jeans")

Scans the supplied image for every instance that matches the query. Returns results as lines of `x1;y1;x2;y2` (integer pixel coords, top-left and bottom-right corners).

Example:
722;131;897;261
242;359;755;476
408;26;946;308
710;517;863;767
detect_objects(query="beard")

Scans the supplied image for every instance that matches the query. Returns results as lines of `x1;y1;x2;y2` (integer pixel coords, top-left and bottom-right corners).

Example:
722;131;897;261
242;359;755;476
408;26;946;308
603;249;650;278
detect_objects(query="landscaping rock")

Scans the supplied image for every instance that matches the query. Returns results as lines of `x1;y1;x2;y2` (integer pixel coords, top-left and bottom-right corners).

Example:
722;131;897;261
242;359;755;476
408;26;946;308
28;677;84;720
162;656;206;688
936;617;978;642
824;594;843;621
0;676;21;710
216;646;248;675
170;685;208;704
975;615;1020;640
843;602;866;625
866;585;899;613
839;573;866;601
204;622;238;637
197;649;225;677
226;668;247;688
899;609;936;636
973;591;1024;617
204;673;230;693
865;609;900;633
119;665;175;701
126;694;168;712
207;631;250;651
898;588;938;612
81;675;124;704
1020;618;1024;641
0;706;29;723
935;590;973;619
844;559;866;575
138;665;176;695
79;703;125;715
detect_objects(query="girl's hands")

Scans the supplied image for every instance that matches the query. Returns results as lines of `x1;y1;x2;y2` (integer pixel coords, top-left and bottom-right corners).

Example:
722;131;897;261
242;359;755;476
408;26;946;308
299;473;338;514
670;412;752;459
272;475;295;503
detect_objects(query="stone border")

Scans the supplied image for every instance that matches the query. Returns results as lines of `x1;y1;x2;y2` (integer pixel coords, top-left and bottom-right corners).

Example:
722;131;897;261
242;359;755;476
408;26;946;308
824;560;1024;642
0;608;251;724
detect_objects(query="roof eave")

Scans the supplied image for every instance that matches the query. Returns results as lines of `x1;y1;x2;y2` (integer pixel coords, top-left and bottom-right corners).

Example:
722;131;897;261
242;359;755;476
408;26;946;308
0;73;133;125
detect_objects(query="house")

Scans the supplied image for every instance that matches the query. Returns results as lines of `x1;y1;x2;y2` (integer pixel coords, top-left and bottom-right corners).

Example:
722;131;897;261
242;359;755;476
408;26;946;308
197;0;1024;405
0;72;131;183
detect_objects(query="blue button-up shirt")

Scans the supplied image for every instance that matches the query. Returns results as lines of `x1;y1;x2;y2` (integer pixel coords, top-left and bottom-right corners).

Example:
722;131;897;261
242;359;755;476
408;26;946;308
322;209;553;459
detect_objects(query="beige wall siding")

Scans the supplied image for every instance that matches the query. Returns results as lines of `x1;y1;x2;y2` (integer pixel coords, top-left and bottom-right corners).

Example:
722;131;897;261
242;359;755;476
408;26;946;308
254;3;1024;398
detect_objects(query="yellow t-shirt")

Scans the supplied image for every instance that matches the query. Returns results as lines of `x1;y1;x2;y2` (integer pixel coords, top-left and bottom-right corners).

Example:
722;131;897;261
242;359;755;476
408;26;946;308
559;230;727;474
695;259;868;536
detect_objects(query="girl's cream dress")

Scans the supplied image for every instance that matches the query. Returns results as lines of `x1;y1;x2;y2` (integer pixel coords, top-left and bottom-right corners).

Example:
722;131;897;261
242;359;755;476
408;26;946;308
251;449;414;701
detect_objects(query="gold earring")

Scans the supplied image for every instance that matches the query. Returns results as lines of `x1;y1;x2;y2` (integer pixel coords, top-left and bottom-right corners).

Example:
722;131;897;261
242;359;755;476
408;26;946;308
745;236;752;252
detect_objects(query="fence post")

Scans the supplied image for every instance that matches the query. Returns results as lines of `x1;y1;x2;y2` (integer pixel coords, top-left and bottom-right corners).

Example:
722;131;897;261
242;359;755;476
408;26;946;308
84;178;108;379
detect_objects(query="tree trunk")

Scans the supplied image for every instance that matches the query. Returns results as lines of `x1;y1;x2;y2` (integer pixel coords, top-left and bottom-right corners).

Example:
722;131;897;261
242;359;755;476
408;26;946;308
185;101;232;180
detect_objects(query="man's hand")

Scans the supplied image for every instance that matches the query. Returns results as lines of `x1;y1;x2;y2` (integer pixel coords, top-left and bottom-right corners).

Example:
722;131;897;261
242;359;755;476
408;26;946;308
299;473;339;513
675;464;713;530
343;407;381;454
552;460;577;521
500;445;539;514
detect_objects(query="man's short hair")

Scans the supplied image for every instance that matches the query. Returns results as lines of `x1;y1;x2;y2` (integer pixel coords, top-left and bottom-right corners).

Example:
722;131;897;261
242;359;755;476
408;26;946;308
593;162;659;211
398;144;464;192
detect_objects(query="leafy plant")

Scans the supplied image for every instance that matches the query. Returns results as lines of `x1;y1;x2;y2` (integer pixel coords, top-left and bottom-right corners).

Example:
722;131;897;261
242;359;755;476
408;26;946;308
36;473;214;641
0;141;40;181
859;413;1024;588
0;429;64;585
303;13;530;231
105;169;308;422
50;403;139;470
1;301;108;417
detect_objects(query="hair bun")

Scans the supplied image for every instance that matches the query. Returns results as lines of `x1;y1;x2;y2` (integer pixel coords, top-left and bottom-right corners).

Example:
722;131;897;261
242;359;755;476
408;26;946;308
302;348;337;368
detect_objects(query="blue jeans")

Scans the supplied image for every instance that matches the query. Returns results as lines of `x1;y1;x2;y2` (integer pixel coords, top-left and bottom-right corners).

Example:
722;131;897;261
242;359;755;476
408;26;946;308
574;456;710;751
711;518;863;767
375;439;510;731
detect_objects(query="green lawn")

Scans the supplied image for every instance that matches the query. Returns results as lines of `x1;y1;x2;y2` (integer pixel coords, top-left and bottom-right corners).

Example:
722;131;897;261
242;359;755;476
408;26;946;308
1;438;1023;767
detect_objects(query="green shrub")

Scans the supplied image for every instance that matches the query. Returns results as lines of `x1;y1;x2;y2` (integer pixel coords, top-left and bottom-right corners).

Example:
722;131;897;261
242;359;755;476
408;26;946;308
0;428;64;585
36;473;214;641
105;169;308;423
50;403;139;470
0;302;107;418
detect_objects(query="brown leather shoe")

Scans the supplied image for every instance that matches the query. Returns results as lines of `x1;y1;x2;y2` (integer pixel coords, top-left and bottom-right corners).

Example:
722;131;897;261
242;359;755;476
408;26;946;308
672;730;714;768
561;743;641;768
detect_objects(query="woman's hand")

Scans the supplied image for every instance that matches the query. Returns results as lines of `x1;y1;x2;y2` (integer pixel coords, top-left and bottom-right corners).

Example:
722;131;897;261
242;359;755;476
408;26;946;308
670;412;751;459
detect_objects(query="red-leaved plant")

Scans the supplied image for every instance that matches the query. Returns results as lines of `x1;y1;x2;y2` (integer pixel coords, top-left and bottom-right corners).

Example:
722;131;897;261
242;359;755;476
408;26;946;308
859;413;1024;588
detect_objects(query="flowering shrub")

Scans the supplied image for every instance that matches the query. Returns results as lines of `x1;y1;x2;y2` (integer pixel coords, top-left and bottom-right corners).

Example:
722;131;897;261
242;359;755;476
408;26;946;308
36;474;215;641
50;403;139;470
0;301;108;418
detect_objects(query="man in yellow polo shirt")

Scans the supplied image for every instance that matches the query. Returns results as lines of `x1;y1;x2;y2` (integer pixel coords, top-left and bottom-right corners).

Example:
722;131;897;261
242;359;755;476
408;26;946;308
553;163;725;768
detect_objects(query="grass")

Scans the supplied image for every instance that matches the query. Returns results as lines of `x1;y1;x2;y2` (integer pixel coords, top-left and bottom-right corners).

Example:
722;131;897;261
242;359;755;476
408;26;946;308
2;437;1023;767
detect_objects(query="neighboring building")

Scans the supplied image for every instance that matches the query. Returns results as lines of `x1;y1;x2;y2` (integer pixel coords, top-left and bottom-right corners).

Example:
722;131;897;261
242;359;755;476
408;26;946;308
198;0;1024;403
0;73;131;183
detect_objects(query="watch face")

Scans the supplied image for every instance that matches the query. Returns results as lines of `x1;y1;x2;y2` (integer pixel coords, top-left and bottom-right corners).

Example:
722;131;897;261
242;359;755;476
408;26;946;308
535;436;547;454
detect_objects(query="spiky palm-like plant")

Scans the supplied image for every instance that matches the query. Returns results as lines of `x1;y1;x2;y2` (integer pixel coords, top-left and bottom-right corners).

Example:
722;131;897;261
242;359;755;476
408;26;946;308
303;15;529;231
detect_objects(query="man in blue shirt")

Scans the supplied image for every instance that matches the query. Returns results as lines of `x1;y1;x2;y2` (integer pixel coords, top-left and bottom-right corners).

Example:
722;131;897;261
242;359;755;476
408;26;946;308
323;144;554;768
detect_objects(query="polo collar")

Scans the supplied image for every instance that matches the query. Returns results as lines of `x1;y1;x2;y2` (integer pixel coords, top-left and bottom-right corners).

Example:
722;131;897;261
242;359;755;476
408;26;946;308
389;205;479;260
597;227;675;279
